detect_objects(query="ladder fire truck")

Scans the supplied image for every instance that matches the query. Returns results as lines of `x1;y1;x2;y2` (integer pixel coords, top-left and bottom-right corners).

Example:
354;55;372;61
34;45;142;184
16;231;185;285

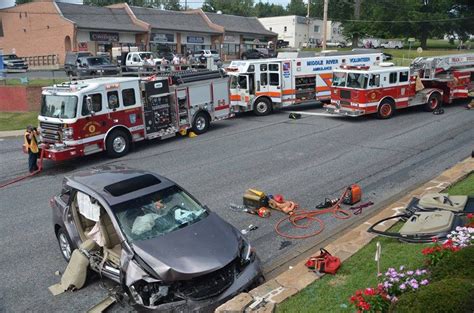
226;51;383;116
325;53;474;119
38;71;231;161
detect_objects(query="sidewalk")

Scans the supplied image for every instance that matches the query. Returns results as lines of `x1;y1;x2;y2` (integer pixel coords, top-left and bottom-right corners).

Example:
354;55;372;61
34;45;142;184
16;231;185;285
0;130;24;138
216;156;474;312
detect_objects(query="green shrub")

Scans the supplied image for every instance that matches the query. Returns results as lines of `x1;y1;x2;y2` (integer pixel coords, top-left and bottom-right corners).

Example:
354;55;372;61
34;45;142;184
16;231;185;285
431;245;474;281
390;278;474;313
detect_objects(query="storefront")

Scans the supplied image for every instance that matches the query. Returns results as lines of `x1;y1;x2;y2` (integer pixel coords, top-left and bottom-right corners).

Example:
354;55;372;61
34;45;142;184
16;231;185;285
149;32;177;53
222;33;241;58
76;30;139;56
180;34;212;54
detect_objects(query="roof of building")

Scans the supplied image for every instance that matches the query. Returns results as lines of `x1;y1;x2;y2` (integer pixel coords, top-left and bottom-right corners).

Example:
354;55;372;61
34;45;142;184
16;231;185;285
205;12;276;37
56;2;146;32
130;7;220;34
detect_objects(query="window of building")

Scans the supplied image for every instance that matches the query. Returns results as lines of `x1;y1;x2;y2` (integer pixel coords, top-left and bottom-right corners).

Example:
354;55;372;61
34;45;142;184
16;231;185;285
399;71;409;82
314;25;320;33
389;72;398;84
107;91;120;109
284;26;287;32
82;94;102;115
122;89;136;107
0;19;4;37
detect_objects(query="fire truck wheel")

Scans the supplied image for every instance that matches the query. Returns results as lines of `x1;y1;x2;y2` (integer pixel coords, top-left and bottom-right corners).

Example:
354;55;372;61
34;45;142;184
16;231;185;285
254;98;272;116
424;93;442;112
106;129;130;158
377;100;395;119
192;112;210;135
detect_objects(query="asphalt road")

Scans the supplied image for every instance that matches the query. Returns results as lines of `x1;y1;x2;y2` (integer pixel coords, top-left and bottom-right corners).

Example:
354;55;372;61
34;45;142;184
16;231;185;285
0;101;473;312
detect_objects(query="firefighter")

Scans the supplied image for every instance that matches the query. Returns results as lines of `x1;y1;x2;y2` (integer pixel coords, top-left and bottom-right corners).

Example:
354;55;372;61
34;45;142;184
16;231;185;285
24;125;39;173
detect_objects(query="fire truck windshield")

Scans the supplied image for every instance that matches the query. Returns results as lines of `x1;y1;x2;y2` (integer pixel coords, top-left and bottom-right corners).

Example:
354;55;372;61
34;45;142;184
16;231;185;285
40;95;78;119
333;72;369;89
230;75;248;90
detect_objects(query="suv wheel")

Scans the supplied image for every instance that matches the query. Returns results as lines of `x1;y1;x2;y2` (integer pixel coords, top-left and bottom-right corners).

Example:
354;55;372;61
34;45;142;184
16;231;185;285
57;228;73;261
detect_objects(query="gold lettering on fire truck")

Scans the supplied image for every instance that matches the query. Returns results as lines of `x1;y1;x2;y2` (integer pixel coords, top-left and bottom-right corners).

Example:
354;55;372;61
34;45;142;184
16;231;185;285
82;121;101;138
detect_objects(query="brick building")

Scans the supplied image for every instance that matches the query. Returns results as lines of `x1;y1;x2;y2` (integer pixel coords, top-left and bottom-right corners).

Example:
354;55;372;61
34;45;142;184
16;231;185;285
0;1;276;64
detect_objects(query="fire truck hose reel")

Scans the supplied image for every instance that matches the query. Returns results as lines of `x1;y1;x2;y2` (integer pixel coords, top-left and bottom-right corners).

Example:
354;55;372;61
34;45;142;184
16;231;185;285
0;148;45;189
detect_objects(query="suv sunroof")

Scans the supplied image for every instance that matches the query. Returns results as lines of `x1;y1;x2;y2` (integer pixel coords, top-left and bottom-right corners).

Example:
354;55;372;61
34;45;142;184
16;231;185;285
104;174;161;196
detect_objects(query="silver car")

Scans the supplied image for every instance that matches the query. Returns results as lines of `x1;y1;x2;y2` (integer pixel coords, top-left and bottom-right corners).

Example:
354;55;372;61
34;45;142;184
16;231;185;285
51;166;263;311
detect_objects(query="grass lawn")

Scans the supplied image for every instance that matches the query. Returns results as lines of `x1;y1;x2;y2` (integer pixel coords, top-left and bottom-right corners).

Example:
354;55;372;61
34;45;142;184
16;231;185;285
0;111;38;131
277;172;474;313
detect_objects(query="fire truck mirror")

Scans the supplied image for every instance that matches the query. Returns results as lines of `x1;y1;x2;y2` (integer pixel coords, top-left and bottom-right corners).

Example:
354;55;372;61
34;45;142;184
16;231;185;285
86;96;95;115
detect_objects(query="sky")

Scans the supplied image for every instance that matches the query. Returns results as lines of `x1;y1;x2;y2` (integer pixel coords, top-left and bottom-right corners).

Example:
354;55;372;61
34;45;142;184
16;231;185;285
1;0;291;9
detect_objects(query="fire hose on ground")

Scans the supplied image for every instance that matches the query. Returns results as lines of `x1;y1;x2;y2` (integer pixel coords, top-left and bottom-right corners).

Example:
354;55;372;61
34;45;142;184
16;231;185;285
274;187;353;239
0;148;45;189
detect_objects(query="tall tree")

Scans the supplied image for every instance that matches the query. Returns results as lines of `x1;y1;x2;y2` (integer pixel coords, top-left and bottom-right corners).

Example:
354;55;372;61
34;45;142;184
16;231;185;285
201;0;254;17
286;0;307;16
15;0;33;4
254;2;287;18
161;0;181;10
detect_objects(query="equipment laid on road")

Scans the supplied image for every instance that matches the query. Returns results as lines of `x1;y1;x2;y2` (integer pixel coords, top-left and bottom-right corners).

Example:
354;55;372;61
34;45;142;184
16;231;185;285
349;201;374;215
404;194;474;216
226;51;383;116
37;70;231;161
326;53;474;119
343;184;362;205
0;148;44;189
305;248;341;275
243;189;269;209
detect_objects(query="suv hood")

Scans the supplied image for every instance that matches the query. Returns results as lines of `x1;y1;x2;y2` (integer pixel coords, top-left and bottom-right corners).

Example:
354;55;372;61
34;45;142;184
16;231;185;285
131;212;240;282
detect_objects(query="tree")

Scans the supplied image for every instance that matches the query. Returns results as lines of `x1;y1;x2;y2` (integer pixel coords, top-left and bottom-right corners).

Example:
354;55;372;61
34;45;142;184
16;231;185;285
254;2;287;18
15;0;33;4
161;0;181;10
201;0;254;16
287;0;307;16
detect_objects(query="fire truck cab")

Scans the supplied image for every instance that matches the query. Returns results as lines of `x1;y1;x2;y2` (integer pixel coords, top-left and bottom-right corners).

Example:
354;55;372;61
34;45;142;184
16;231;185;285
227;51;383;116
39;72;230;161
326;64;443;119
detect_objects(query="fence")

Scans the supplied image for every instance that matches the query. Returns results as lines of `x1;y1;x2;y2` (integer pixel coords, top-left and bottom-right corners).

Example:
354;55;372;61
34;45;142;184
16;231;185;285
22;54;60;69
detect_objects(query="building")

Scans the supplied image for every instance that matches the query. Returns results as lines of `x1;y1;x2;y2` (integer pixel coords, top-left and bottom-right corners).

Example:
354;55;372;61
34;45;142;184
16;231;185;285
0;1;276;65
258;15;344;48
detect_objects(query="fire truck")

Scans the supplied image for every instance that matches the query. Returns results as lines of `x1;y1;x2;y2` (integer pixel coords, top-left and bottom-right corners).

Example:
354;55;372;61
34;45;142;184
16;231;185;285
325;53;474;119
38;71;231;161
410;53;474;102
325;64;444;119
226;51;383;116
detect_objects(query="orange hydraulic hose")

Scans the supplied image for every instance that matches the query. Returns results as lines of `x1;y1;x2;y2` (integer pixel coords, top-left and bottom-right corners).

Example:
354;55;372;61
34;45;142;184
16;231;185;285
0;148;44;189
274;187;352;239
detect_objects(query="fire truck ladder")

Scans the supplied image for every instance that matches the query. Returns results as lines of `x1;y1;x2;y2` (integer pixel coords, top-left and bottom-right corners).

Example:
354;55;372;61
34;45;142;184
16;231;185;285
412;53;474;80
169;69;226;85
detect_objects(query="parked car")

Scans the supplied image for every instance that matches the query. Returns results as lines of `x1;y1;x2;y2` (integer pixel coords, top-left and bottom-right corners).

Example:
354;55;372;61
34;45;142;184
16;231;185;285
326;41;348;48
241;49;266;60
123;51;161;72
2;54;28;71
276;40;290;49
74;56;120;77
380;40;404;49
195;49;220;61
51;167;263;311
64;51;93;76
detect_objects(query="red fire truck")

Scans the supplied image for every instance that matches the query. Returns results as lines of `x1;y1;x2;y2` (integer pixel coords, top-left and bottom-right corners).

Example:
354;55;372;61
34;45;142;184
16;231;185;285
38;71;231;161
325;53;474;119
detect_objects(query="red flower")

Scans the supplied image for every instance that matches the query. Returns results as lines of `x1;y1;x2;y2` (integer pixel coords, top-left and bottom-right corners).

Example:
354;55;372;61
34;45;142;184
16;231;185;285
467;213;474;219
431;237;438;243
364;288;376;296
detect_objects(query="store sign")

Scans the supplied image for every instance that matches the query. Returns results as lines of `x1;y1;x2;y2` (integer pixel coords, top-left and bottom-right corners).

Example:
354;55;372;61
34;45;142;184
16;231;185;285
152;33;174;43
78;42;88;51
187;36;204;44
90;32;119;42
224;35;239;43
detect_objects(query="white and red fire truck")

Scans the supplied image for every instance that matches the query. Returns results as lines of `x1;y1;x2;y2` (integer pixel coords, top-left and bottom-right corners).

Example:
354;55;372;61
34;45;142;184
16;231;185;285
226;51;383;115
325;53;474;119
38;71;231;161
411;53;474;102
325;63;444;119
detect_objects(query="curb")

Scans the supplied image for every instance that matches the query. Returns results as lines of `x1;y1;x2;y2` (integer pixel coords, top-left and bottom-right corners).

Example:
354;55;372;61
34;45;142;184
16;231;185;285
0;130;24;138
215;157;474;312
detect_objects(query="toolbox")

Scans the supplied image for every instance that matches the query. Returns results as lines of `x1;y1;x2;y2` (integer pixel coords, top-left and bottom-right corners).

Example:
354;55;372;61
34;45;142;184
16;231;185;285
243;189;268;208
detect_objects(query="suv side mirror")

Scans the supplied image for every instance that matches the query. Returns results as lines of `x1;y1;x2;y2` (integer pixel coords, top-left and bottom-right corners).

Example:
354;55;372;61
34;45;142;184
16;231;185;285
86;96;95;115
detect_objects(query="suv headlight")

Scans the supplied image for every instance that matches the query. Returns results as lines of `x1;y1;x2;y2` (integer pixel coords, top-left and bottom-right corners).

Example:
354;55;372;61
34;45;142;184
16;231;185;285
239;237;255;266
130;280;171;308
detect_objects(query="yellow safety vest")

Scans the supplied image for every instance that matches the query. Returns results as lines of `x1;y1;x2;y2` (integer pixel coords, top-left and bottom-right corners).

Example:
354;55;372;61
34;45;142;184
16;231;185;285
24;132;39;154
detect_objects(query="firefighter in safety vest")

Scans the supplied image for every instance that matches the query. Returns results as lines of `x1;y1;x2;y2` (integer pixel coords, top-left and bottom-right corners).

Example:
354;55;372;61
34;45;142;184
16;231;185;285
24;125;39;173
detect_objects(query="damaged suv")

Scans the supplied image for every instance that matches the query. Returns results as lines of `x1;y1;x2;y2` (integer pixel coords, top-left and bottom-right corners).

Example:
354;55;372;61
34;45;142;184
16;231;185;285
51;167;263;311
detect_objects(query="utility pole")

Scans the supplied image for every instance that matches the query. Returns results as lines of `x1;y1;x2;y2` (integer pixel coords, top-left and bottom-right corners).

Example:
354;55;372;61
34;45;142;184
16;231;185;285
322;0;328;50
307;0;310;48
185;0;188;10
352;0;361;48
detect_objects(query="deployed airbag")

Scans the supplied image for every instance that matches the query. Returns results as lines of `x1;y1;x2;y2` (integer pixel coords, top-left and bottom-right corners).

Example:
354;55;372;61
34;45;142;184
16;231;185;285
132;213;159;236
77;191;101;222
419;193;468;212
399;211;454;236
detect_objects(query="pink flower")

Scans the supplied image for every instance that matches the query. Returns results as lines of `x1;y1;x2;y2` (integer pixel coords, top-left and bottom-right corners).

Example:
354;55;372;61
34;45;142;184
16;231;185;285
399;283;406;290
420;279;429;285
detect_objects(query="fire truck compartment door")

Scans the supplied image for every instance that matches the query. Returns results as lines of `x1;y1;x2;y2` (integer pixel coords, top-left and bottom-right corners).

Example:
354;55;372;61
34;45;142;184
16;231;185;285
212;80;230;119
268;63;282;99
